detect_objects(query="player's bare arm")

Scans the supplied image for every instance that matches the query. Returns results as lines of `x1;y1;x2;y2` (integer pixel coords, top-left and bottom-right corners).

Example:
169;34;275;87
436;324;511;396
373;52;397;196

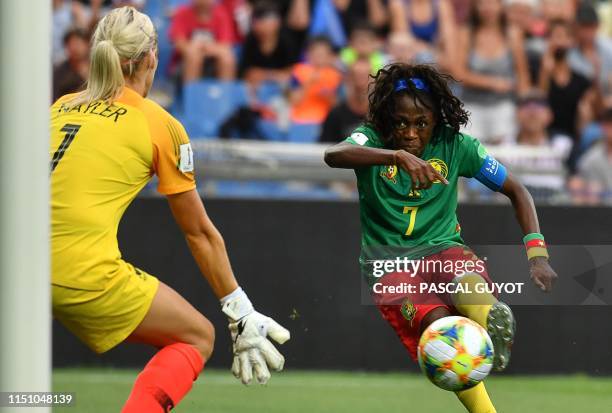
168;188;290;384
500;174;558;292
325;143;448;190
167;189;239;297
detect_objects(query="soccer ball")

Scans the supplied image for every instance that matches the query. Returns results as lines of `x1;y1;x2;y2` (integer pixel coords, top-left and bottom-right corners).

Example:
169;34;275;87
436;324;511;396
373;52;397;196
417;316;494;391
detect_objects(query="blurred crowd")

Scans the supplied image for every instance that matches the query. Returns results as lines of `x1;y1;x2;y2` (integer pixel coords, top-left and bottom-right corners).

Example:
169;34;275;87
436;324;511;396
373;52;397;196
52;0;612;204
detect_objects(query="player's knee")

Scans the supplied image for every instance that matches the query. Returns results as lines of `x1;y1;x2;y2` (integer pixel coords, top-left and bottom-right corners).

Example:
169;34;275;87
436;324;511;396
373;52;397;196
193;316;215;361
453;273;487;286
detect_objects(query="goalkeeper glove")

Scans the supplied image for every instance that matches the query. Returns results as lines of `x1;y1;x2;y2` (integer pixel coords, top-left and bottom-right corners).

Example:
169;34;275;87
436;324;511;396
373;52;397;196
221;287;290;385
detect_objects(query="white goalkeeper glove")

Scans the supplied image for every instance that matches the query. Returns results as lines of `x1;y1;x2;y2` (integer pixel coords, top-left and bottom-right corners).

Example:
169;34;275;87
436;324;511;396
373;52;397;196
221;287;290;385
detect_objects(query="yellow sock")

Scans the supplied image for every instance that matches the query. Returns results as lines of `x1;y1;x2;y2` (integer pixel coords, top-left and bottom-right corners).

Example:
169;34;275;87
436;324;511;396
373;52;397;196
452;273;497;328
456;382;496;413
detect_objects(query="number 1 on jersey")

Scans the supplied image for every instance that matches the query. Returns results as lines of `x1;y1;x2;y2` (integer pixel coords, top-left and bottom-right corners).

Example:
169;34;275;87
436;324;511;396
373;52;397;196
403;206;419;236
50;124;81;173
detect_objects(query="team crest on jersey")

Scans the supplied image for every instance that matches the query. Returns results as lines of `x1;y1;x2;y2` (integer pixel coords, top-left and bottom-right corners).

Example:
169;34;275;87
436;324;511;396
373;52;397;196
401;298;417;325
427;158;448;183
380;165;398;183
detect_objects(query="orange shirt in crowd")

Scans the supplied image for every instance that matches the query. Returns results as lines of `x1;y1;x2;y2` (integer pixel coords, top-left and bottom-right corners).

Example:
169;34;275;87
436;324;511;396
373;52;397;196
290;63;343;124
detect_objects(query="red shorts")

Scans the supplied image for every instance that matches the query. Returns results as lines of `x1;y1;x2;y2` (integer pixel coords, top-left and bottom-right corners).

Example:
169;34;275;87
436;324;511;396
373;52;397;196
371;246;493;361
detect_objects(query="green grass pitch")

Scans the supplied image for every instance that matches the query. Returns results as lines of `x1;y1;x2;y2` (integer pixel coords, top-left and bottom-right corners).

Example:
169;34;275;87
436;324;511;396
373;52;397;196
53;368;612;412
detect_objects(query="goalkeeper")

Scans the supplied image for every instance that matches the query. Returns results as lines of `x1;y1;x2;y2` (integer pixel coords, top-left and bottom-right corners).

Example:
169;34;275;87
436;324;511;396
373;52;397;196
324;63;557;413
50;7;288;413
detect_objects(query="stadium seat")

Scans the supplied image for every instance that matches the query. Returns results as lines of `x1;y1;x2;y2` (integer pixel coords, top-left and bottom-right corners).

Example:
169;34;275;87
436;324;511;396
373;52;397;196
145;0;176;102
257;119;287;141
183;80;249;138
143;0;163;24
253;81;289;140
287;123;321;143
153;21;173;85
167;0;191;12
256;81;284;104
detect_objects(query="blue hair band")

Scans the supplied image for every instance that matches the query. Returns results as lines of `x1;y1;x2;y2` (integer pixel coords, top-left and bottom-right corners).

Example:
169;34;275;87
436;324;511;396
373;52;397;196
394;77;430;93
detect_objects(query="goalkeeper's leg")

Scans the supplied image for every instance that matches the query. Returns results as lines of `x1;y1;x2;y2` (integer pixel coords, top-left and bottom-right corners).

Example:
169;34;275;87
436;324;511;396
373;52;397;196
451;272;516;371
123;282;214;412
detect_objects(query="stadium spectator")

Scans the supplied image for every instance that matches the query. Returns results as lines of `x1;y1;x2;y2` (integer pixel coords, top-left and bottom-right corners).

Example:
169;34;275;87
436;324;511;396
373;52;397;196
538;19;594;149
76;0;113;33
169;0;237;82
388;0;457;70
571;108;612;204
505;0;539;35
515;91;566;145
540;0;576;22
289;36;343;124
456;0;530;144
568;1;612;95
505;0;549;86
507;92;572;200
53;0;90;65
112;0;145;10
340;22;385;73
449;0;471;26
386;32;419;64
385;31;445;65
273;0;311;51
239;2;297;86
319;57;371;142
53;28;89;102
333;0;388;36
219;0;251;44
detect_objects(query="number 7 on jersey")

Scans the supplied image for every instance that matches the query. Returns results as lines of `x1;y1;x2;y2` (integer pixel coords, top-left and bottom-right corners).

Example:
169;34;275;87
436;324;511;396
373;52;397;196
403;206;419;236
50;124;81;173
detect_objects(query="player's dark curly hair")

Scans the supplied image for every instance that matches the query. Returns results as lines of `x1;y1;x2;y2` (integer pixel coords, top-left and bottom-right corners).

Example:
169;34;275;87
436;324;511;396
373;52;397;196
366;63;469;146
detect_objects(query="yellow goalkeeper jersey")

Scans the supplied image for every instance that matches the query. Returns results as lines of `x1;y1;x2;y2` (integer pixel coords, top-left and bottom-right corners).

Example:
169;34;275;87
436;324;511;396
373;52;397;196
49;87;196;290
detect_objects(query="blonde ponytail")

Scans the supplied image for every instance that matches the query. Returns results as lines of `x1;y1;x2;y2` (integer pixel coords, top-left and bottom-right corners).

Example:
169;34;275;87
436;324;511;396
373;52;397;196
67;6;157;107
87;39;125;104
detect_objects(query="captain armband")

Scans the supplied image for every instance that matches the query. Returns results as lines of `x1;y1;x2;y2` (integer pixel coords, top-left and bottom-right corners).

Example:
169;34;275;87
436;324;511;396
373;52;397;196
474;155;507;192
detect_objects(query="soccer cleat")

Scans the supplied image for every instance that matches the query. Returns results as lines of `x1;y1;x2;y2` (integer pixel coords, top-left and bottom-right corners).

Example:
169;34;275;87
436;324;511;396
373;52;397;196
486;301;516;372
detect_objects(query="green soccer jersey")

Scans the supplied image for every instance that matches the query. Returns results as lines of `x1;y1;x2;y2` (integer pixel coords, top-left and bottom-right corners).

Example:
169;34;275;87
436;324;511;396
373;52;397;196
345;124;490;275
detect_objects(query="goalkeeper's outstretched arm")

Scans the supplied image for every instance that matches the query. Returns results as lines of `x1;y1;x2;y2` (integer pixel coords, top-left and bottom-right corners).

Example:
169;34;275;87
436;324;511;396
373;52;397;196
167;189;290;385
168;188;239;298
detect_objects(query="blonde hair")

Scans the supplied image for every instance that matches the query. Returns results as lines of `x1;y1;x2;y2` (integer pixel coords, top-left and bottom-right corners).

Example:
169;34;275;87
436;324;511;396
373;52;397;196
69;6;157;107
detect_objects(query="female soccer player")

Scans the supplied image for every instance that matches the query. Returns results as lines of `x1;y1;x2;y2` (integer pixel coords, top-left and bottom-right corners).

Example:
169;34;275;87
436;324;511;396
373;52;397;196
324;63;557;412
50;7;289;412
